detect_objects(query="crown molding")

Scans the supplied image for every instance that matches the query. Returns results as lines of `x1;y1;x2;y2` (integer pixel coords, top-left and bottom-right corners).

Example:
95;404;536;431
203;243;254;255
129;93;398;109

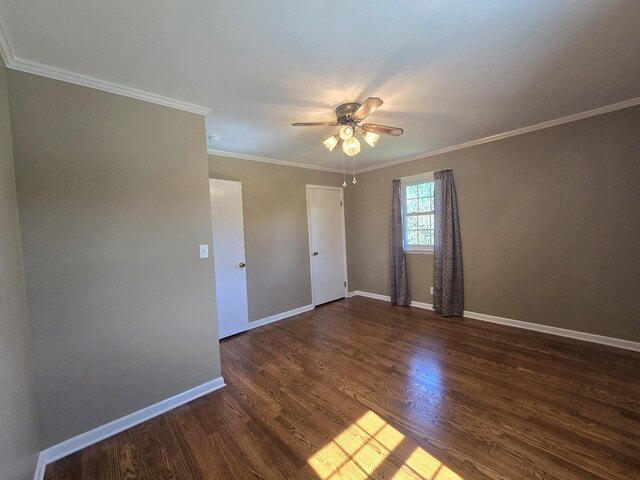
9;57;211;115
3;11;637;160
0;15;210;116
0;15;14;66
210;97;640;175
357;97;640;174
207;148;344;174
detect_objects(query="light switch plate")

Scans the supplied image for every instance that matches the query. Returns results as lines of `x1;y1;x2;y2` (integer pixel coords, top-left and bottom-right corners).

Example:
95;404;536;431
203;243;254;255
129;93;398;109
199;244;209;259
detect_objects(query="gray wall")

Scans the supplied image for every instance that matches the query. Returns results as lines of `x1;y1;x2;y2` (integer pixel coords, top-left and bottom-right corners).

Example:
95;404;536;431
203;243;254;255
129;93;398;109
9;70;221;448
209;155;344;321
0;58;40;480
347;105;640;342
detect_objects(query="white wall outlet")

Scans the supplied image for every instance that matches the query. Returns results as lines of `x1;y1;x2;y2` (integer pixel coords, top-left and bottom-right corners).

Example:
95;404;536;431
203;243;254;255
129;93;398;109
199;244;209;259
430;286;434;295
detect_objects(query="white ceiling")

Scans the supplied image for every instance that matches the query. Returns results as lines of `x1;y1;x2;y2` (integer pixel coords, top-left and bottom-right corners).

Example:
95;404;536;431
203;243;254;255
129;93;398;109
1;1;639;170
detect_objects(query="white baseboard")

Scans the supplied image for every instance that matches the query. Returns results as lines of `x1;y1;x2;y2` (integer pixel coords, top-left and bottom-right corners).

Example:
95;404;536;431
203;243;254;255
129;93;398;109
349;291;640;352
348;290;390;301
34;302;318;479
461;310;640;352
35;376;226;478
248;304;314;329
410;300;433;310
348;290;434;311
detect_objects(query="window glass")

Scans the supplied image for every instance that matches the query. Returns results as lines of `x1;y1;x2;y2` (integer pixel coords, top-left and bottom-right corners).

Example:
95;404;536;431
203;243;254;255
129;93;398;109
403;178;434;251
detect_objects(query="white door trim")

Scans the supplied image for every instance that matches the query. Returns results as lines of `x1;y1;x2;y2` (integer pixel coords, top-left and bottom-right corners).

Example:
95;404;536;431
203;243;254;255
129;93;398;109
306;185;348;306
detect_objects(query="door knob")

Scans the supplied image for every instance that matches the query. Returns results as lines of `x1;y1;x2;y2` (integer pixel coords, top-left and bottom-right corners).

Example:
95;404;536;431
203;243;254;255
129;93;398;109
313;251;319;256
239;262;246;268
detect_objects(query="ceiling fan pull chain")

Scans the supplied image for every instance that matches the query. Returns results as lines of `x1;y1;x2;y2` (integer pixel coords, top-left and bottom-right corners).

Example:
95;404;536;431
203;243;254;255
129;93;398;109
342;150;347;188
352;155;357;185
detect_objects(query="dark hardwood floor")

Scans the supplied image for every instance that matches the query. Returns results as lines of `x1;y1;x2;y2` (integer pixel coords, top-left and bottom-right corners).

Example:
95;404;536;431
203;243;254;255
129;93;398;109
45;296;640;479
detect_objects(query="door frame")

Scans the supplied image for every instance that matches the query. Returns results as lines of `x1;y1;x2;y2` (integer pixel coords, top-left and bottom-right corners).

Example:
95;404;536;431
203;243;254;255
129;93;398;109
306;184;349;306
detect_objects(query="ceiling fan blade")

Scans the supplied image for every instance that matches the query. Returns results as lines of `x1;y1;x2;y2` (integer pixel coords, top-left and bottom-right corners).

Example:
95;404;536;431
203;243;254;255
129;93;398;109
292;122;339;127
362;123;404;136
352;97;383;122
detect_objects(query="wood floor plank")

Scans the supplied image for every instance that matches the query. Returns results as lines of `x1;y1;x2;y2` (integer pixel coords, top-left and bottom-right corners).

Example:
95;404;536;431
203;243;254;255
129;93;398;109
44;297;640;479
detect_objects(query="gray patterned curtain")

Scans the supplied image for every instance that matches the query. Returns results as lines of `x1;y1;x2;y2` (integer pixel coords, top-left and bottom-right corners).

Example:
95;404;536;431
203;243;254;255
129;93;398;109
390;179;410;306
433;169;464;316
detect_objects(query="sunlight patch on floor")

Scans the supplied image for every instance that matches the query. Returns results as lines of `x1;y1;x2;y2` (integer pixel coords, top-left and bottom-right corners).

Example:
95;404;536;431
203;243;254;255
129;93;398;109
308;411;463;479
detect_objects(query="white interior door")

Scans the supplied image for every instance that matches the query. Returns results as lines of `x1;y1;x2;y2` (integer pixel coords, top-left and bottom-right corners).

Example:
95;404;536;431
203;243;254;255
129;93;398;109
209;179;249;339
307;185;347;306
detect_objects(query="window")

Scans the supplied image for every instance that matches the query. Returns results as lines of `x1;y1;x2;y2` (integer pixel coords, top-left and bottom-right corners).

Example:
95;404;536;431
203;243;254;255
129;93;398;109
402;176;434;252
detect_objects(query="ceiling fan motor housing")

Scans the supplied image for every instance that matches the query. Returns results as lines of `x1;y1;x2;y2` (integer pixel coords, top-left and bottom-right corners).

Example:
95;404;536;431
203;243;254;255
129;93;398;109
335;103;361;125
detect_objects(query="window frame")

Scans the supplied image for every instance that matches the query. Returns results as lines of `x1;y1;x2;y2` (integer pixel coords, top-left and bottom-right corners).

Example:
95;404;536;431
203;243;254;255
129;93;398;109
401;174;435;254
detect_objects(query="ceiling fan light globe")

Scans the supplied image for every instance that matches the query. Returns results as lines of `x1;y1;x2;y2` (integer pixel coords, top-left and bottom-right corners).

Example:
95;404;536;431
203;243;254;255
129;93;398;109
323;135;340;152
339;125;354;141
363;131;380;147
342;137;361;157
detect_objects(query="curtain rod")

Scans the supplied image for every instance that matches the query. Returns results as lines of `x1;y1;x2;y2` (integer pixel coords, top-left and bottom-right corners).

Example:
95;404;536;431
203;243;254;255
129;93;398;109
394;168;451;181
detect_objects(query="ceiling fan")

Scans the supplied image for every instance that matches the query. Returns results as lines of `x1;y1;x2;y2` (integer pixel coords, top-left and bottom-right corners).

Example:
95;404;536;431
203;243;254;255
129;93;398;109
292;97;403;157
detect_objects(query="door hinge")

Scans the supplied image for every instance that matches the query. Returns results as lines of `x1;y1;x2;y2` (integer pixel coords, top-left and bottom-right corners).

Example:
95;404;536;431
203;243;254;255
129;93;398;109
340;201;343;207
344;281;347;287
